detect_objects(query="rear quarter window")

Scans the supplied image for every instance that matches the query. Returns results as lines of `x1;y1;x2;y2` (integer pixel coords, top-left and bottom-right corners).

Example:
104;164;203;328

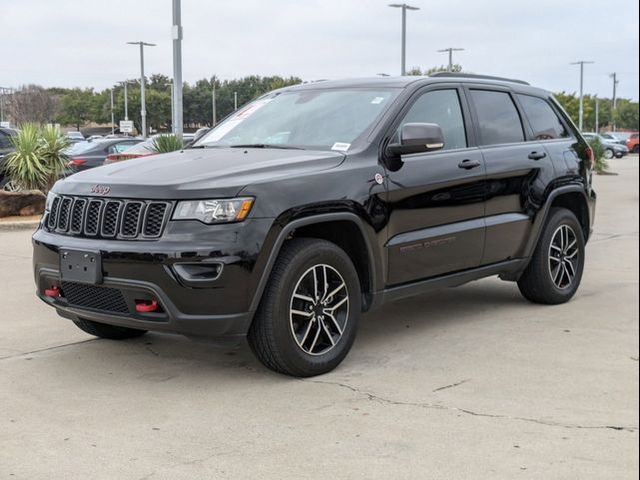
517;94;569;140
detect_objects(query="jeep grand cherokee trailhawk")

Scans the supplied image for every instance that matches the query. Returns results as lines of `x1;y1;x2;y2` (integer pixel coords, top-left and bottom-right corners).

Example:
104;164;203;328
33;73;596;377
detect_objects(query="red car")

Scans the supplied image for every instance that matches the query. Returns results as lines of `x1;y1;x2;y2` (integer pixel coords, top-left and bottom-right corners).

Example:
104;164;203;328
626;133;639;154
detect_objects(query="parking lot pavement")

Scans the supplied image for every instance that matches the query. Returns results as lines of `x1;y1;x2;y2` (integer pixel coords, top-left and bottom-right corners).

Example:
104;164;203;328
1;157;638;480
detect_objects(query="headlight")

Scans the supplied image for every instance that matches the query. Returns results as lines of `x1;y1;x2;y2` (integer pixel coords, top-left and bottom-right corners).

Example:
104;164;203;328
45;192;57;212
172;198;254;224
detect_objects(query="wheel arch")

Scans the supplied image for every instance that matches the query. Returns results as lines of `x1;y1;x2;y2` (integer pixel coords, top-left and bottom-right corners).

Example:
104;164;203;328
248;212;381;314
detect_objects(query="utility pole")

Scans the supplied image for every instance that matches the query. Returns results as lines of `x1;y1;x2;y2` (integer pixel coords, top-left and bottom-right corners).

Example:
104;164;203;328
123;81;129;121
595;95;599;133
110;89;115;135
234;91;238;111
437;48;464;72
127;41;156;138
212;83;217;126
610;73;619;131
172;0;183;139
570;60;594;132
388;3;420;75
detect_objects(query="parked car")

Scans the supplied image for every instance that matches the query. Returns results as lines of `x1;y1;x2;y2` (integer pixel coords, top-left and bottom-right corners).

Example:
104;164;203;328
66;131;85;143
0;127;19;191
103;137;157;164
34;73;596;377
65;137;142;175
599;132;626;145
626;133;639;153
583;133;629;159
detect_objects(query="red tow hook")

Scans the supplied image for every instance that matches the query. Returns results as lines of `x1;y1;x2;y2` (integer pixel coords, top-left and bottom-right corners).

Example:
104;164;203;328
135;299;159;313
44;286;61;298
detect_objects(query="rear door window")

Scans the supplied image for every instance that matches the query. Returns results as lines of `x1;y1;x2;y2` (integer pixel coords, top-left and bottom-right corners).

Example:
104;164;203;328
517;95;569;140
470;90;524;146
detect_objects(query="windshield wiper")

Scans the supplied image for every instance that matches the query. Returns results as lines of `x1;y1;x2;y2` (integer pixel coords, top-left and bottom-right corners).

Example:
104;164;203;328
229;143;305;150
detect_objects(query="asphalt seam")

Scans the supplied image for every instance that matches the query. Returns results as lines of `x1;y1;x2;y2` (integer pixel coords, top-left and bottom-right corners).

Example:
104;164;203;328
303;378;639;433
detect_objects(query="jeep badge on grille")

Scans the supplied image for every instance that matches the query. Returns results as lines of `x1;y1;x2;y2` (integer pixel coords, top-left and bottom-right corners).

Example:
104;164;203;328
91;185;111;195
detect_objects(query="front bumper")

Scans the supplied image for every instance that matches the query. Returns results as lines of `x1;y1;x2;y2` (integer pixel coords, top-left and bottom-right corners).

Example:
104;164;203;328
33;217;275;339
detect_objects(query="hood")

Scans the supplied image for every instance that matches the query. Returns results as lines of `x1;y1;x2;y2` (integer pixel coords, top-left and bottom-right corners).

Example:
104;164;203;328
53;147;345;199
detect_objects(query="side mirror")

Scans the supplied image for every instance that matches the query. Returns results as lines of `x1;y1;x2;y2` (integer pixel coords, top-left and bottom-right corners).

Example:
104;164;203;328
387;123;445;156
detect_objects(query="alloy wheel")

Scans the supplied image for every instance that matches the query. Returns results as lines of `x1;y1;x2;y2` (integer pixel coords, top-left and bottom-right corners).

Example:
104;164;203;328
289;264;349;356
548;224;580;289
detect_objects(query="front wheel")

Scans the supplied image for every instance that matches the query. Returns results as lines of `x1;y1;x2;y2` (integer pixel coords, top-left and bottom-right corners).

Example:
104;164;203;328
248;238;361;377
604;148;614;160
517;208;585;304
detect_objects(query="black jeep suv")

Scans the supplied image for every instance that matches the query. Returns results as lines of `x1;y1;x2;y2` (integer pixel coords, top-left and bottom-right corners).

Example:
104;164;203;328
33;73;596;377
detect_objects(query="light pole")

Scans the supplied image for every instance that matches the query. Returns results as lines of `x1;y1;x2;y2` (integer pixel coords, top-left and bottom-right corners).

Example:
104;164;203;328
110;88;115;135
212;83;217;126
570;60;594;132
234;91;238;111
172;0;183;139
610;72;619;131
388;3;419;76
437;48;464;72
127;41;156;138
594;95;599;133
118;80;130;121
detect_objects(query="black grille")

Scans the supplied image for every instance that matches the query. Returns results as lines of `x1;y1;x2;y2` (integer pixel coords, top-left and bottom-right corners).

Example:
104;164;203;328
70;198;86;233
46;196;171;240
61;281;129;314
143;203;168;237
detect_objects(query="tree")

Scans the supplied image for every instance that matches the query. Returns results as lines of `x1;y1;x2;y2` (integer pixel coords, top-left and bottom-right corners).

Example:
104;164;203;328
407;64;463;76
8;85;60;125
58;88;95;130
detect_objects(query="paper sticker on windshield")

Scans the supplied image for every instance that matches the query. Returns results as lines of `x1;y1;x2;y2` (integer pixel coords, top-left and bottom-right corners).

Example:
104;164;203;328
371;97;385;105
204;98;273;142
331;142;351;152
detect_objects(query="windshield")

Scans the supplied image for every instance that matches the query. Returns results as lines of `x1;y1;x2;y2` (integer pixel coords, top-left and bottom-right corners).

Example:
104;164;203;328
196;88;399;151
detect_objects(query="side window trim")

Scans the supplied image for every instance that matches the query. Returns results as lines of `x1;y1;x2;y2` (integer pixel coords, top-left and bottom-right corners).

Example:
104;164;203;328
463;85;528;147
382;83;476;153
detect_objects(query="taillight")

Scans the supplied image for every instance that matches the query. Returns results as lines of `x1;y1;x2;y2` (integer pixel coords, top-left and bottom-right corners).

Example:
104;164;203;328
585;146;595;170
68;158;87;166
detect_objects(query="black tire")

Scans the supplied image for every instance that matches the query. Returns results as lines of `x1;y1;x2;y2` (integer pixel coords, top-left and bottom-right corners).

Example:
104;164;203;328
633;145;639;154
604;148;614;160
517;208;585;305
248;238;361;377
72;318;147;340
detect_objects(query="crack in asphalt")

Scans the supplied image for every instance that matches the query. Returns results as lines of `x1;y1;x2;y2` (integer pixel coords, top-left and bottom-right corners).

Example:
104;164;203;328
304;378;639;433
0;339;97;360
433;378;470;392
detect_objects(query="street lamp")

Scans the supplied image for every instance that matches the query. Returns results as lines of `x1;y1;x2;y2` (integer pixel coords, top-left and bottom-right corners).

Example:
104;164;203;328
172;0;183;139
117;80;131;122
437;47;465;72
127;41;156;138
388;3;420;76
570;60;594;132
610;73;619;131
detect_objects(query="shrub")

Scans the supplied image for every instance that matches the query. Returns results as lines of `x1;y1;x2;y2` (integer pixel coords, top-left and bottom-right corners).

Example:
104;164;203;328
151;134;183;154
587;136;608;174
4;124;70;193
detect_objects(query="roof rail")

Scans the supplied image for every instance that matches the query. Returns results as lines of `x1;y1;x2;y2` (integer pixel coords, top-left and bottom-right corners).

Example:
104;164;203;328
429;72;530;86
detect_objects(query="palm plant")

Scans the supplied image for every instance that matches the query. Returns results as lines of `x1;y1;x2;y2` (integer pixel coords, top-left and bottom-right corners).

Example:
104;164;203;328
151;134;184;154
4;124;70;193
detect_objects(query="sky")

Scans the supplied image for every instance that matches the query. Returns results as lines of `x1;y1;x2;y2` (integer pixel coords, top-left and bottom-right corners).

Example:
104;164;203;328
1;0;638;100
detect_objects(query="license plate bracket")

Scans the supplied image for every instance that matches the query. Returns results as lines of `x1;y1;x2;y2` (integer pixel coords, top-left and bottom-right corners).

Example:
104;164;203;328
60;249;102;284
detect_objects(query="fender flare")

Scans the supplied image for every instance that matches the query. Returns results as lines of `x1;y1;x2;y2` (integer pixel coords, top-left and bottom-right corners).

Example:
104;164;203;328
522;184;591;261
247;212;380;313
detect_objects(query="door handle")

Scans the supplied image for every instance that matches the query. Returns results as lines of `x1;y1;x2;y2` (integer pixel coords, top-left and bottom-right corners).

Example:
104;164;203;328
528;151;547;160
458;159;481;170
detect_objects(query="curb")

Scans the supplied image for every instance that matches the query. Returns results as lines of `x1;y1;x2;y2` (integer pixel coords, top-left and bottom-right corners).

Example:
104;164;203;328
0;221;40;232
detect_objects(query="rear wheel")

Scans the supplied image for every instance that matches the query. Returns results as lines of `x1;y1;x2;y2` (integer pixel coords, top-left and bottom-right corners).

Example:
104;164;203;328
633;145;639;154
517;208;585;304
248;238;361;377
604;148;614;160
72;318;147;340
